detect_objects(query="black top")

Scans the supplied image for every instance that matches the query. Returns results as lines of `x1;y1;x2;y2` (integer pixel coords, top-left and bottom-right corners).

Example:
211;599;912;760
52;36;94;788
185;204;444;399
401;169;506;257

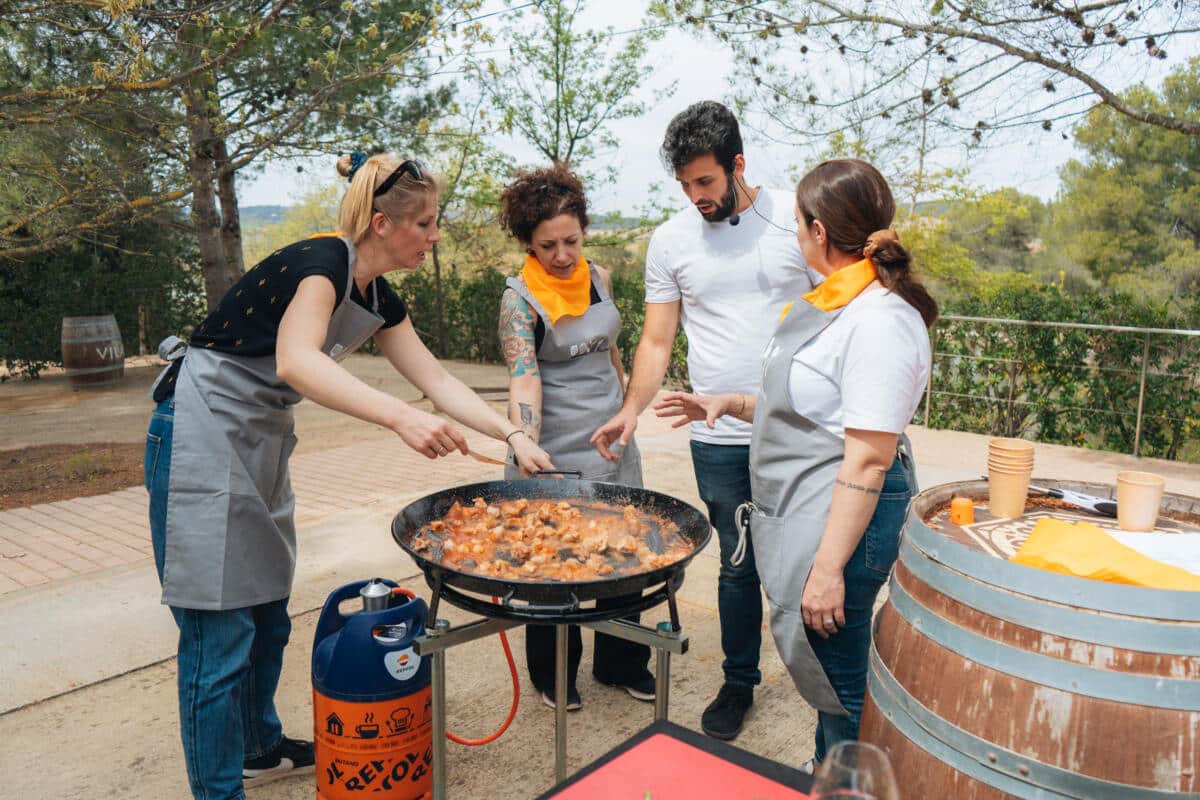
190;236;407;356
153;237;407;402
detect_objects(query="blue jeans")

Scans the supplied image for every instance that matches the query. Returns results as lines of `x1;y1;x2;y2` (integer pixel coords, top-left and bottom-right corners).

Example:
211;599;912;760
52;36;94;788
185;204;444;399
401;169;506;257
146;398;291;800
690;441;761;688
808;454;914;762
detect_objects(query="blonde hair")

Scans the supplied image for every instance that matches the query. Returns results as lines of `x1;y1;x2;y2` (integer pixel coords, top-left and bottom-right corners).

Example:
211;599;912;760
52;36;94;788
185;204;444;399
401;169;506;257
334;153;445;244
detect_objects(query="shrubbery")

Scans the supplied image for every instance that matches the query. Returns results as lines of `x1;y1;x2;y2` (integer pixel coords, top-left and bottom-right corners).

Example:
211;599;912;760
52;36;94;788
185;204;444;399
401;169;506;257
934;286;1200;461
393;267;1200;462
0;223;204;379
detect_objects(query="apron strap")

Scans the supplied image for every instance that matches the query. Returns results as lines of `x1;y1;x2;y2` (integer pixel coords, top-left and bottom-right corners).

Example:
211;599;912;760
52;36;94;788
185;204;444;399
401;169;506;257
149;336;188;402
158;335;187;361
732;501;755;567
339;236;380;314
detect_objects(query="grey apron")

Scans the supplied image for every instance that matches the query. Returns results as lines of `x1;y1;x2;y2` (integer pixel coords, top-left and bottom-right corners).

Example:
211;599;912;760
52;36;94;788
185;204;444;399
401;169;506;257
742;296;913;715
503;264;642;486
160;237;384;610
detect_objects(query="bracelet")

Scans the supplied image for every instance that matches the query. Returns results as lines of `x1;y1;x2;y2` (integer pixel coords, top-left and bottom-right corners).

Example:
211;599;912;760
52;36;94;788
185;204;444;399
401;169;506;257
735;394;746;416
504;429;527;445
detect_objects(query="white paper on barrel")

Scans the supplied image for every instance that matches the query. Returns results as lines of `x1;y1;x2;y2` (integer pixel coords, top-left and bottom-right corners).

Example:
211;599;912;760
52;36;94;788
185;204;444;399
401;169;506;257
1107;531;1200;577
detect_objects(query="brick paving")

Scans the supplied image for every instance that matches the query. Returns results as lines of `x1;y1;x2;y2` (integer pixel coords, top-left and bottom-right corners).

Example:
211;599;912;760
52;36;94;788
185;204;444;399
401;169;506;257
0;435;511;595
4;402;1197;597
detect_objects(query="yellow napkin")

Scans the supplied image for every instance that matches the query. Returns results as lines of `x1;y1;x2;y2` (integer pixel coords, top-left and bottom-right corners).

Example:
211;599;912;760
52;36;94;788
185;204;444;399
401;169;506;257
1012;518;1200;591
780;258;877;321
520;254;590;324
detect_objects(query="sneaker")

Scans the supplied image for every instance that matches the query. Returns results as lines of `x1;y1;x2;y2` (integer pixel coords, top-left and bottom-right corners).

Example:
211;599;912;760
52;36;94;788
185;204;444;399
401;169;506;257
243;736;315;788
597;672;656;702
540;686;583;711
700;683;753;741
799;758;816;775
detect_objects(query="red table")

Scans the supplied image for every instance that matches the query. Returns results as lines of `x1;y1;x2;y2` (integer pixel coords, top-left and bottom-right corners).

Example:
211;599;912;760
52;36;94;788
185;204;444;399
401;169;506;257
540;720;813;799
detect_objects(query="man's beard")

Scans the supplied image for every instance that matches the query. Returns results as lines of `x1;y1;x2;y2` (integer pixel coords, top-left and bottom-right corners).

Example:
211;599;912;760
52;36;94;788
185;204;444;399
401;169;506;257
698;177;738;223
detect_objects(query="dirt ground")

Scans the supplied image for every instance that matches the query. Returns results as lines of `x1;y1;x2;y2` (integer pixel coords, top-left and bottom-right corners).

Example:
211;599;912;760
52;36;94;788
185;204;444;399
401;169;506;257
0;442;144;510
0;354;506;510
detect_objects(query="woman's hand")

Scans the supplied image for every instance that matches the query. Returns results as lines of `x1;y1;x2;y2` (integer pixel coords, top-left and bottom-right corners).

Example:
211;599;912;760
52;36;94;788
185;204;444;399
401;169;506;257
653;392;735;429
393;407;469;460
509;432;555;477
801;563;846;639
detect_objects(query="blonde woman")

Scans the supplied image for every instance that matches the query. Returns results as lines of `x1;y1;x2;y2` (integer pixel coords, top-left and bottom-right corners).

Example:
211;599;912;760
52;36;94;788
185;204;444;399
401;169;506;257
145;152;552;800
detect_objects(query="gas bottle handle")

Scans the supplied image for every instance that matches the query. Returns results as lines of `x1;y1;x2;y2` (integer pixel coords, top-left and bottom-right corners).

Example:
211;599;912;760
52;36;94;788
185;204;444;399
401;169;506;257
313;579;399;644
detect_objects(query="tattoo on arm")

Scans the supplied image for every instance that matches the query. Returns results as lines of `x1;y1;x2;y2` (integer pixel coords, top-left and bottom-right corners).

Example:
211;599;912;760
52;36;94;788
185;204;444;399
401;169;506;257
517;401;541;441
499;290;539;378
835;477;881;496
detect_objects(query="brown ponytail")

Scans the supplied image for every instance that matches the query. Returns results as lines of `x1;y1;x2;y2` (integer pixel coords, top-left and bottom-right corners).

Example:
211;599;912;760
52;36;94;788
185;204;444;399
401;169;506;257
864;229;938;328
797;159;939;328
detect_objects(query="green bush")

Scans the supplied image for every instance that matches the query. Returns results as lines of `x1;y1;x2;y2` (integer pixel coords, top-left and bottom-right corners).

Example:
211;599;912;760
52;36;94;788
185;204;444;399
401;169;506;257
930;286;1200;460
0;220;204;379
390;260;1199;462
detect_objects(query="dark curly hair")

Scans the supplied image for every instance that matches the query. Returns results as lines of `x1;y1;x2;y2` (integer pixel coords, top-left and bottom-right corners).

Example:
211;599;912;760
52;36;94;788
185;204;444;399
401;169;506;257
660;101;743;175
497;162;590;245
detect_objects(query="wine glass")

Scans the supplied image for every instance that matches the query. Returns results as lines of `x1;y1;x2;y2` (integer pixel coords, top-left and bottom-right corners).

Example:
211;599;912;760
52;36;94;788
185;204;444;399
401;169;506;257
811;741;900;800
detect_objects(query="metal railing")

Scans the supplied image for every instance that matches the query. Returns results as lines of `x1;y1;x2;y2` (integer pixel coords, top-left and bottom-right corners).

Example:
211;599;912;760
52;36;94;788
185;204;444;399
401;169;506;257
921;315;1200;458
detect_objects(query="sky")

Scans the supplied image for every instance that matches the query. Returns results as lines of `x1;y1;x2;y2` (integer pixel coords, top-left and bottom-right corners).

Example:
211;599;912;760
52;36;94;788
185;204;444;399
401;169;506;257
238;1;1182;214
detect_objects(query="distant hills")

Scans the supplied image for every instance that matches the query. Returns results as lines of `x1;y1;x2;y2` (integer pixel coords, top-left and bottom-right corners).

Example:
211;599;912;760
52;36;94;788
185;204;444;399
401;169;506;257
241;205;288;228
241;205;646;231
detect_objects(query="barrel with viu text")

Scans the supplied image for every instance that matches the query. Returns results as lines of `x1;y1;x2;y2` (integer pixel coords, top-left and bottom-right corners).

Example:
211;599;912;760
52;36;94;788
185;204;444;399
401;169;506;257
61;314;125;388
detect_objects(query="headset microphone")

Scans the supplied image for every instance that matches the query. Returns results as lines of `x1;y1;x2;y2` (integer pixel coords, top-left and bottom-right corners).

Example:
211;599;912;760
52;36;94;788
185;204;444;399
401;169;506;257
728;212;740;226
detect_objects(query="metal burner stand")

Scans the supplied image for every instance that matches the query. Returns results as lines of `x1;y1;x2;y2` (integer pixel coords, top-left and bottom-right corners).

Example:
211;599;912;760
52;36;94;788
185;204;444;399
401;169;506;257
412;586;689;800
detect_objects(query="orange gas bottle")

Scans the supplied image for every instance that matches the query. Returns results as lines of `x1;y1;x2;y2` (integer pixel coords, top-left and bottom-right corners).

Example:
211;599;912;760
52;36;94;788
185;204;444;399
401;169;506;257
312;579;432;799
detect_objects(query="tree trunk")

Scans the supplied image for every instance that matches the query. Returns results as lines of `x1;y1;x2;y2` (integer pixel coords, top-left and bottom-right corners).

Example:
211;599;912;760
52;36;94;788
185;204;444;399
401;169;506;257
184;82;228;312
214;136;245;283
180;13;228;312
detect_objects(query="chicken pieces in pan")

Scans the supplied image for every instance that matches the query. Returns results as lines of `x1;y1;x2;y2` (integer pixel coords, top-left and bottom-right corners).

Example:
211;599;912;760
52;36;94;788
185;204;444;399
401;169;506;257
410;497;690;581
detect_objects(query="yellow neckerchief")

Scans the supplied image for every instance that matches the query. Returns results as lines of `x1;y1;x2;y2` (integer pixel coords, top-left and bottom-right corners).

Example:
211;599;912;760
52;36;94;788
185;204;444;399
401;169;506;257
309;231;345;238
780;258;878;321
520;253;591;324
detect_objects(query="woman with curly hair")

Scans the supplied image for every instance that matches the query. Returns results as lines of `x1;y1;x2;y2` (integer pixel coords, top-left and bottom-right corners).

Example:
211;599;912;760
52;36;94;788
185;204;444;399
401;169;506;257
497;162;654;710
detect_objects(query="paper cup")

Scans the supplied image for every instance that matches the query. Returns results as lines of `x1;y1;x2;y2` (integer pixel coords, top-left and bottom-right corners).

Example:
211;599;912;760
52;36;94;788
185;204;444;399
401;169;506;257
989;437;1034;455
988;467;1031;519
988;454;1033;467
1116;471;1165;532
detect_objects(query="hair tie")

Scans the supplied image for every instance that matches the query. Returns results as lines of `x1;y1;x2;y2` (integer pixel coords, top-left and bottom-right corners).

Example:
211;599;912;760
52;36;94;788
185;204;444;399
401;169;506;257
864;228;900;259
346;151;368;182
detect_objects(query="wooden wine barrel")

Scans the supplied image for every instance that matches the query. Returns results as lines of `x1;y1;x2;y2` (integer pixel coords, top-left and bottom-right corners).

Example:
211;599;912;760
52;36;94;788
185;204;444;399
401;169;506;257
860;478;1200;799
61;314;125;388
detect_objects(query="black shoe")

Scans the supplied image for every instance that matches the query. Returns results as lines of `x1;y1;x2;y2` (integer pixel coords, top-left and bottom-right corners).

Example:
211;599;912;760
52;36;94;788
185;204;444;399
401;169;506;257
540;686;583;711
700;683;753;740
596;671;656;702
243;736;315;788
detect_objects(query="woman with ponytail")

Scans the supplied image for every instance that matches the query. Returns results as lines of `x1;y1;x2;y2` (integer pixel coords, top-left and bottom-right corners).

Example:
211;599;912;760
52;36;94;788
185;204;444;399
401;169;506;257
655;158;935;766
144;151;553;800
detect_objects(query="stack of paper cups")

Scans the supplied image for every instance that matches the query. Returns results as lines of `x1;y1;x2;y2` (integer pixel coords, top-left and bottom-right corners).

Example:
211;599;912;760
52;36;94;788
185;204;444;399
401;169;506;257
988;438;1034;519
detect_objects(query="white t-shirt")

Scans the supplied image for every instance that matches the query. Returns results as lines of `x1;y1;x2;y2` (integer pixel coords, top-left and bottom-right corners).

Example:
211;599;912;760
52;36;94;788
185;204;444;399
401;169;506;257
786;288;931;439
645;188;813;444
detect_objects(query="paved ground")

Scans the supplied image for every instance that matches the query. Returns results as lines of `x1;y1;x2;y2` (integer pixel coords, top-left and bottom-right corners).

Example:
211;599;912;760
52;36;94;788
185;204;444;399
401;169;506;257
1;356;1197;800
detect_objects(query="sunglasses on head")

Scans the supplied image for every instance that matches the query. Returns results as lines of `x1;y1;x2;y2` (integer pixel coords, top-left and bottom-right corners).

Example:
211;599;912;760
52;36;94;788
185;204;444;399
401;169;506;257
373;159;424;198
